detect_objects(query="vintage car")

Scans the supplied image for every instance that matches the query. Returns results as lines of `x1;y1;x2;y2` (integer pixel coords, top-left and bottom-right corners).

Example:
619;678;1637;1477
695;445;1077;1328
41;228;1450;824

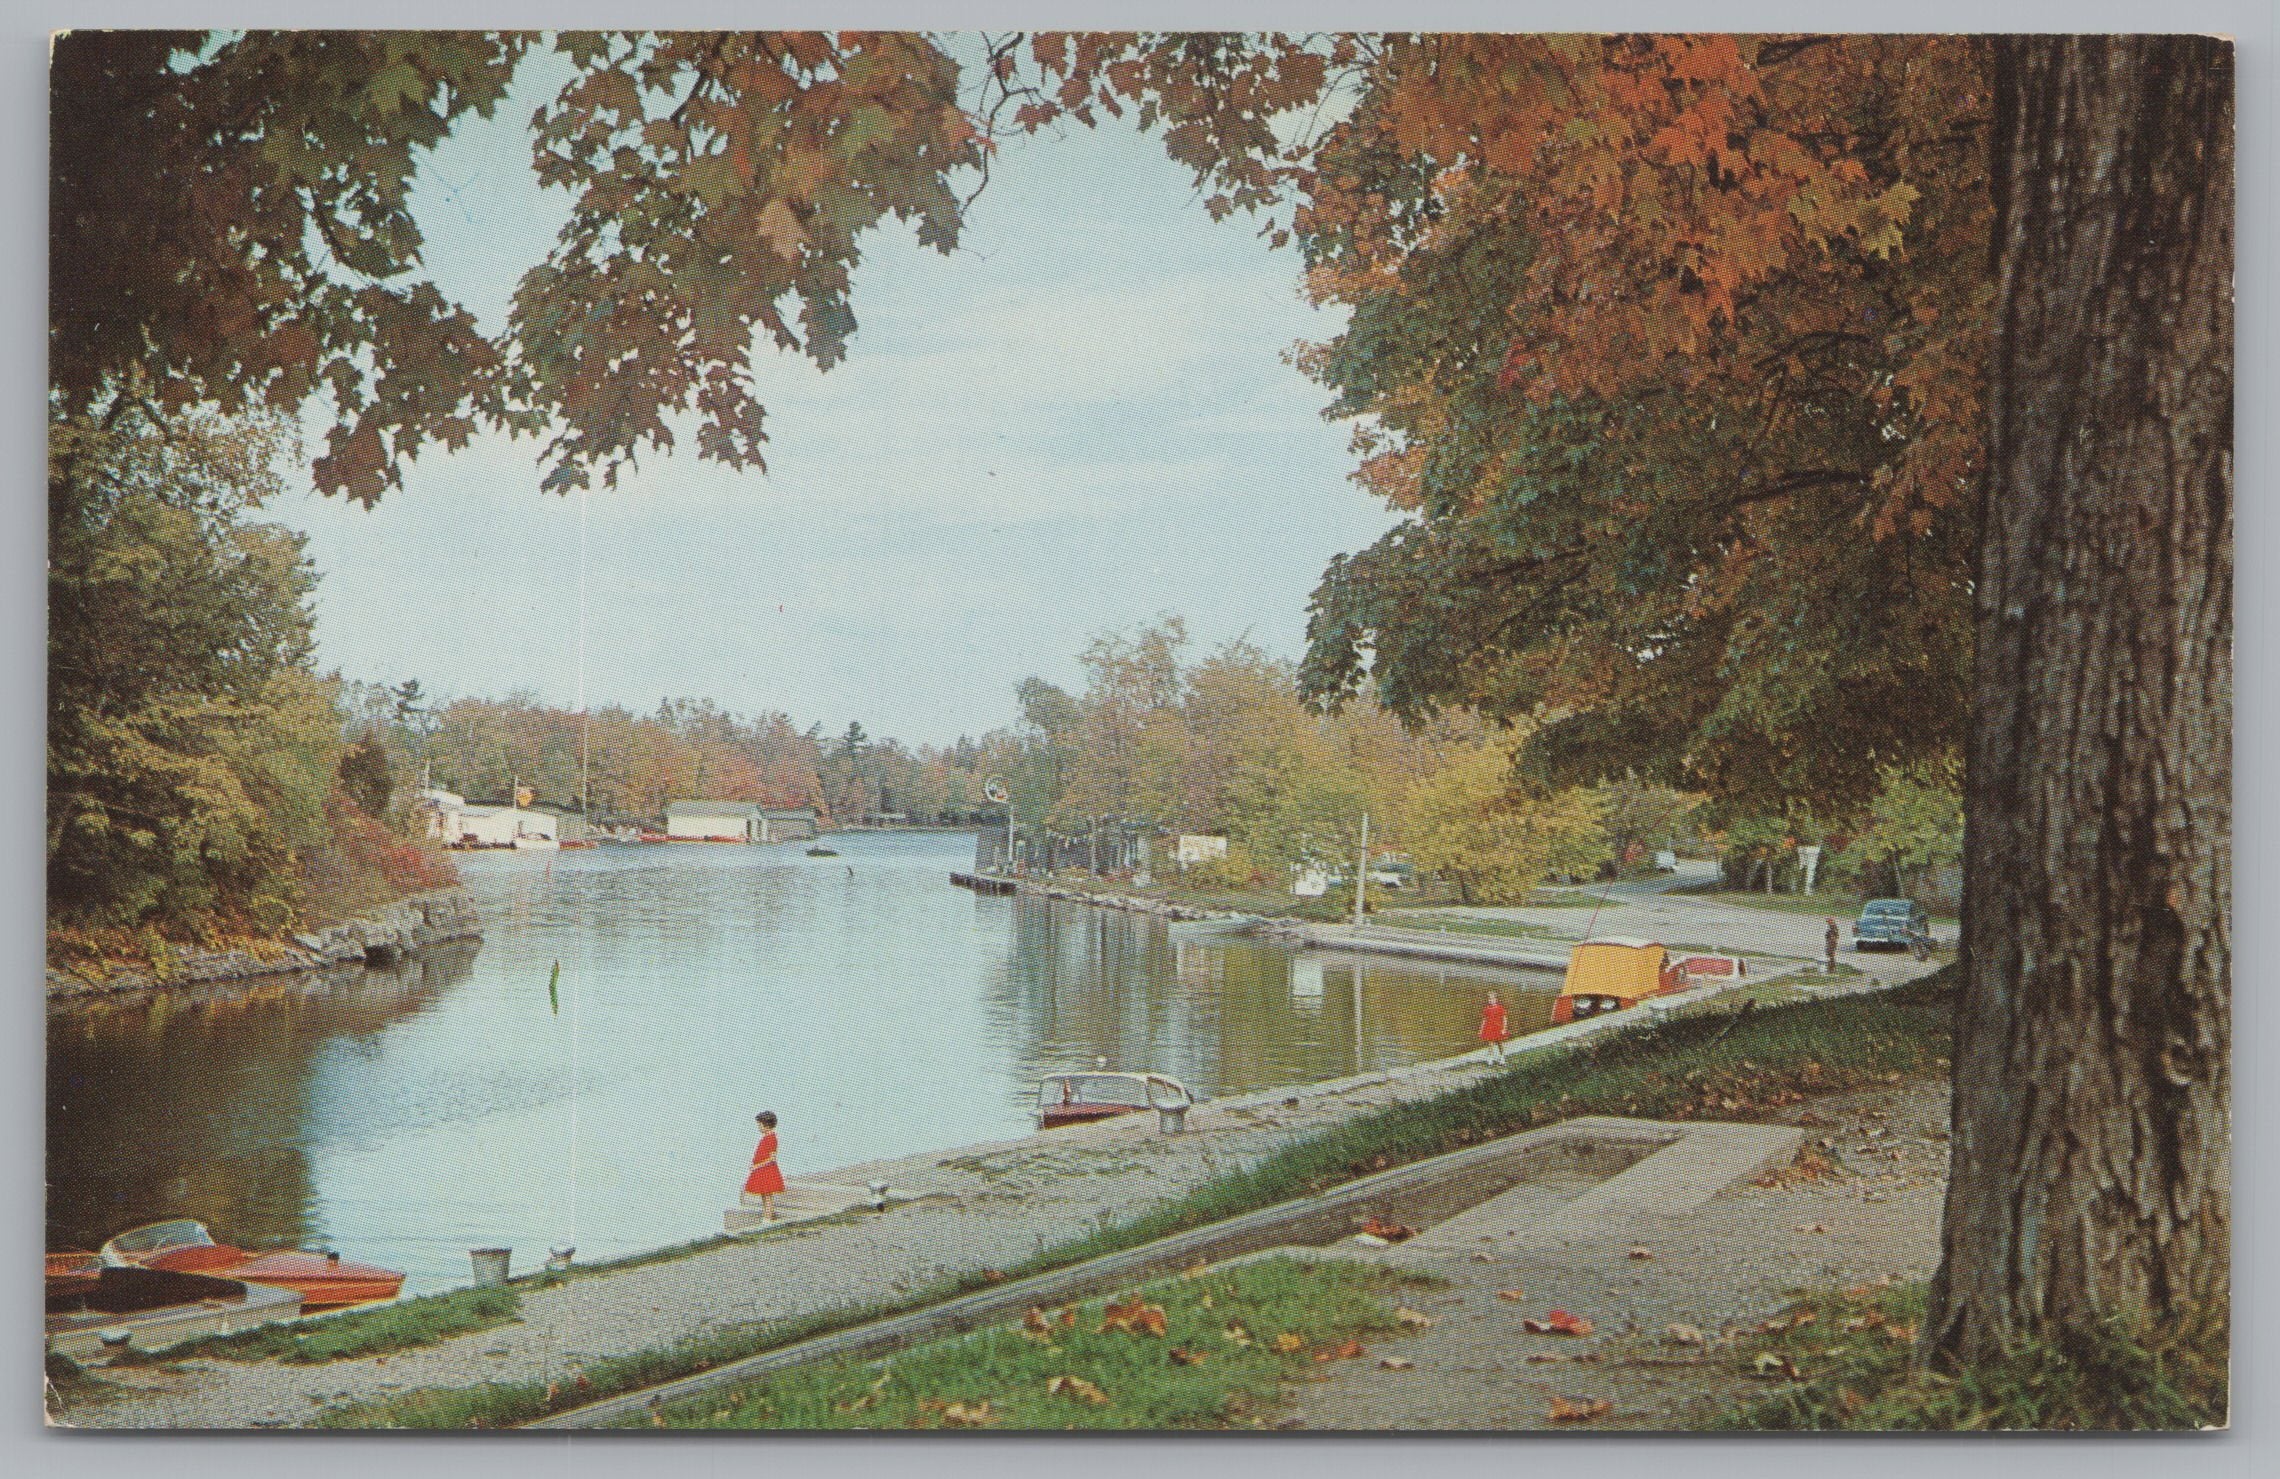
1854;898;1931;951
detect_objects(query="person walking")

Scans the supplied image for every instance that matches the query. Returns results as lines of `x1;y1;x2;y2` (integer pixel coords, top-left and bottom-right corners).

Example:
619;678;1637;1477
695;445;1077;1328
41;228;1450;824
1478;990;1509;1064
743;1111;786;1223
1824;917;1841;973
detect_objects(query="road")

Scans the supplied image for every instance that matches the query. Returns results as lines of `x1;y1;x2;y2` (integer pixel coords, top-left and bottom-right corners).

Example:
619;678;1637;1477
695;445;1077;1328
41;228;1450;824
1378;860;1944;993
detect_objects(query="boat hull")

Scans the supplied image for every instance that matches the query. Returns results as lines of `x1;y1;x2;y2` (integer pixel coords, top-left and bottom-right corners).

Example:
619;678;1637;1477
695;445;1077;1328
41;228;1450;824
145;1244;404;1309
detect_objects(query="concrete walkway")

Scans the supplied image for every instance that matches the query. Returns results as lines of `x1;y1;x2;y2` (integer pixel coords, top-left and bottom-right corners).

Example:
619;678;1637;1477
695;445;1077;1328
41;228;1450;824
1283;1078;1952;1431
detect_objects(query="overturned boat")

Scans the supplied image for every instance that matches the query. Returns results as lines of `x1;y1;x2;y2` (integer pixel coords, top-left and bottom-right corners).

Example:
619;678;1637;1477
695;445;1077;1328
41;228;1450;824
48;1262;302;1364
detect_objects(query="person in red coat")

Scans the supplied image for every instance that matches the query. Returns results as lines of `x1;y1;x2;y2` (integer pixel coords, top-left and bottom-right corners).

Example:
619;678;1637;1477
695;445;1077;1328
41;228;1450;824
1479;991;1509;1063
743;1111;786;1223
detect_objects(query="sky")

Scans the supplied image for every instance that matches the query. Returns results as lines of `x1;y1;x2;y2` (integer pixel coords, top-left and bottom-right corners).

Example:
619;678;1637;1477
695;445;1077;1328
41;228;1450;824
270;46;1397;749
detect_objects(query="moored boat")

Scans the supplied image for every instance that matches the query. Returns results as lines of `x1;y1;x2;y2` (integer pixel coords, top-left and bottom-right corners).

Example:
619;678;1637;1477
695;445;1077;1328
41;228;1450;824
1549;937;1690;1023
1036;1071;1195;1129
100;1219;404;1309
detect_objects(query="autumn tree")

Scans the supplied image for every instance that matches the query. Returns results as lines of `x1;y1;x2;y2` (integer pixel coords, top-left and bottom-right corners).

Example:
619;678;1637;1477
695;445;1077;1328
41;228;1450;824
1401;744;1604;905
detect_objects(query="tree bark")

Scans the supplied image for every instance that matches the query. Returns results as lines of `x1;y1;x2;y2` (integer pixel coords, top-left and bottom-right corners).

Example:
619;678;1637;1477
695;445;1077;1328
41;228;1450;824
1929;37;2231;1372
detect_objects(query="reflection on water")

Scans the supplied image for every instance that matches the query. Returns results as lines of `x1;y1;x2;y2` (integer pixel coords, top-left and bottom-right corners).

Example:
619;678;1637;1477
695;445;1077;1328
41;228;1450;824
47;832;1555;1292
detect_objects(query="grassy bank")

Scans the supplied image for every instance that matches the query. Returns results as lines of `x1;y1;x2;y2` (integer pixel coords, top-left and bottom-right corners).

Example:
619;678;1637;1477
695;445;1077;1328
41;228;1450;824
1716;1281;2226;1431
310;970;1954;1429
154;1285;522;1366
643;1256;1418;1430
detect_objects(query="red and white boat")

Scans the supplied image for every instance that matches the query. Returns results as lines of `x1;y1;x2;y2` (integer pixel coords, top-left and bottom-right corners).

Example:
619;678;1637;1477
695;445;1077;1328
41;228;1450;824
100;1219;404;1309
1035;1071;1195;1129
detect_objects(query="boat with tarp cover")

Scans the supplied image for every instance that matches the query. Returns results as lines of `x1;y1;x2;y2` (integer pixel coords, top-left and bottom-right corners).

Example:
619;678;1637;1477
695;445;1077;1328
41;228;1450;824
1036;1071;1195;1129
100;1219;404;1309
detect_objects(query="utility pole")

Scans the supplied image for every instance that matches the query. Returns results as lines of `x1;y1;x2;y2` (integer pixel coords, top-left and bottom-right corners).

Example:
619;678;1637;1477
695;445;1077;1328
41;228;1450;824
1353;811;1371;928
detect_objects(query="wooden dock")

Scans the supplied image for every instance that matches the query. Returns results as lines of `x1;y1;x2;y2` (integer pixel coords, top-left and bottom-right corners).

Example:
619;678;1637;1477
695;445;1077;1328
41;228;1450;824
949;871;1019;896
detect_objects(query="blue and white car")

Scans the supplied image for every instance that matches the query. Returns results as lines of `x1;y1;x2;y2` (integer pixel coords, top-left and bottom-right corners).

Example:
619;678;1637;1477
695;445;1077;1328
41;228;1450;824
1854;898;1930;951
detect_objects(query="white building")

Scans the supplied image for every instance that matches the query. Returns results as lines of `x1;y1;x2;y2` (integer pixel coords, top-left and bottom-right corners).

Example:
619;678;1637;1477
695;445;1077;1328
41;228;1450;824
412;786;465;843
664;800;764;842
1174;834;1229;866
456;802;558;848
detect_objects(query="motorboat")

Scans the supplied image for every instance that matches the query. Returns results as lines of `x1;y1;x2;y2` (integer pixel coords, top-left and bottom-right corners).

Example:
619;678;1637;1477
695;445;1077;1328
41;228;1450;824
1036;1071;1195;1130
1549;937;1690;1023
100;1219;404;1309
48;1263;303;1363
46;1250;102;1301
511;834;561;851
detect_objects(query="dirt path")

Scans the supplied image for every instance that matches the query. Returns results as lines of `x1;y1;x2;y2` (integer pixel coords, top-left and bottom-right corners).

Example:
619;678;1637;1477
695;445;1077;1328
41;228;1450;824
1281;1078;1950;1431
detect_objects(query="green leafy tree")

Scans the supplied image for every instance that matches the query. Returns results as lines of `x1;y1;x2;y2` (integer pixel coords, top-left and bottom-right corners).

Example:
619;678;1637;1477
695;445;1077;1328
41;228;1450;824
1402;745;1604;905
336;736;395;819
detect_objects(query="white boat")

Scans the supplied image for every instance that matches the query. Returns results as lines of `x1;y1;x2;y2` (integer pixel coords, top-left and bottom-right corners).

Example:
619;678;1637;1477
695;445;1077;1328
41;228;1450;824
511;834;561;851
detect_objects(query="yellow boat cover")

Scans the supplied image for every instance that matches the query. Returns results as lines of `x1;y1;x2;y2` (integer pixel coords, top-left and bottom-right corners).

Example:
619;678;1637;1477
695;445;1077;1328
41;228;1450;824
1559;938;1670;1004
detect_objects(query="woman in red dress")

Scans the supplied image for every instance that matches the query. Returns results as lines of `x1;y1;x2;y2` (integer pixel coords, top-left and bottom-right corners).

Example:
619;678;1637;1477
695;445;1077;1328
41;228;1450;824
1479;991;1509;1063
743;1111;786;1222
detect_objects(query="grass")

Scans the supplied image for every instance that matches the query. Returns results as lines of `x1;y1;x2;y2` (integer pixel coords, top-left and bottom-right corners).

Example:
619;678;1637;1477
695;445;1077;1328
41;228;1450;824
1715;1282;2227;1431
315;971;1955;1429
640;1256;1417;1430
1674;886;1960;927
151;1285;523;1366
1369;913;1562;940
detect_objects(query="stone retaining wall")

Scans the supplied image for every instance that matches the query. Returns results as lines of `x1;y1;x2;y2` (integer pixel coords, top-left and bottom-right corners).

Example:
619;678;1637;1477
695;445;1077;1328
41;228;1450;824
45;888;482;1001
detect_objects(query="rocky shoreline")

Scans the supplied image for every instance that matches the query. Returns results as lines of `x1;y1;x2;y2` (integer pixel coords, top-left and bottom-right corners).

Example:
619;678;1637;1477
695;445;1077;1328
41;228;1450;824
1012;876;1312;938
45;888;482;1002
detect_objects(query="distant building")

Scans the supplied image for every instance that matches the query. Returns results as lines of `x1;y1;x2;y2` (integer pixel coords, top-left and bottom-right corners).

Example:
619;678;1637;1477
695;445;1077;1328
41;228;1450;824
456;800;558;847
760;806;819;842
528;802;591;844
1175;834;1229;865
412;786;465;843
663;801;818;843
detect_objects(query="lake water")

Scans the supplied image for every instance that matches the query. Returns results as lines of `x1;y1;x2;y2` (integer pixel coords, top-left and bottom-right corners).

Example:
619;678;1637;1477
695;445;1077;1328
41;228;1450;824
47;832;1558;1293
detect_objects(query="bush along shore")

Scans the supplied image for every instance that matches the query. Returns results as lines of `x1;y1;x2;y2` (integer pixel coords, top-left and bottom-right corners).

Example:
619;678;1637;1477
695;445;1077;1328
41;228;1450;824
45;887;481;1001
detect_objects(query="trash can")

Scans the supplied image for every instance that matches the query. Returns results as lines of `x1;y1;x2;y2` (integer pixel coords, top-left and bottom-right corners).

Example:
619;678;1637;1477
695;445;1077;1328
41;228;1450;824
470;1248;512;1287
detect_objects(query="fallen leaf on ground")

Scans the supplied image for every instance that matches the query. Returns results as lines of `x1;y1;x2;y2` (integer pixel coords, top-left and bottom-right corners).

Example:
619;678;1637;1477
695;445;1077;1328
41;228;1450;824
1059;1306;1077;1329
1099;1298;1168;1337
1360;1215;1418;1243
1168;1347;1209;1366
1664;1323;1706;1347
1022;1307;1052;1337
980;1269;1007;1282
1395;1306;1434;1330
1882;1321;1917;1344
1199;1293;1214;1310
1470;1252;1496;1263
1313;1339;1365;1363
1627;1246;1654;1260
920;1399;994;1427
1222;1323;1253;1347
1548;1396;1613;1422
1273;1332;1304;1353
1750;1353;1802;1380
1047;1375;1109;1405
1494;1288;1529;1302
1377;1357;1414;1371
1522;1309;1594;1337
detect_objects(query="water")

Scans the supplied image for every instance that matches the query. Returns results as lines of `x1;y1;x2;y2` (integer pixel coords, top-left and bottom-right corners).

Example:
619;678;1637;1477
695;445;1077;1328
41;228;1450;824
48;832;1558;1293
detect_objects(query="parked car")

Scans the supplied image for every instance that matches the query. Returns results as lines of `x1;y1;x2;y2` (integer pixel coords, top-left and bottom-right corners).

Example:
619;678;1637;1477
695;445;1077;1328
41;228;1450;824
1854;898;1931;952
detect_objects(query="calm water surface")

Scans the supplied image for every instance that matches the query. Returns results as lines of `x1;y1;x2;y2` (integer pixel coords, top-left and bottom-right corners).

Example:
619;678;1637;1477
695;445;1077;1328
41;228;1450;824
48;832;1556;1292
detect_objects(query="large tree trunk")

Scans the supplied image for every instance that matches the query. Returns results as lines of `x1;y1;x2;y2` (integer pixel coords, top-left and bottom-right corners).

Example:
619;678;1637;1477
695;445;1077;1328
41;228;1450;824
1929;37;2231;1371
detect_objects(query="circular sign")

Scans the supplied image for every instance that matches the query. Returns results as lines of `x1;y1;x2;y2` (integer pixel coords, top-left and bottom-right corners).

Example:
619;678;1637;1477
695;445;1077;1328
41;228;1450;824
983;777;1010;805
